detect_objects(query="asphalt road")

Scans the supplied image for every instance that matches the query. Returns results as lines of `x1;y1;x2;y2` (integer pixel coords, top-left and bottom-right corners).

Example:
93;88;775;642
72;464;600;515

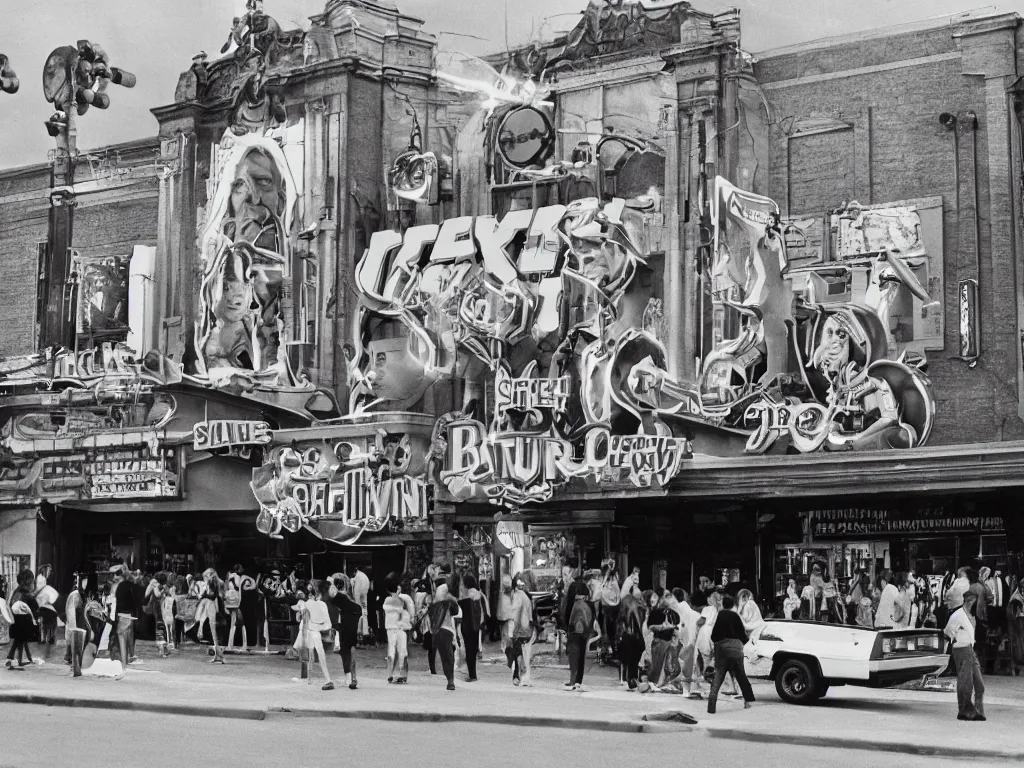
0;703;1009;768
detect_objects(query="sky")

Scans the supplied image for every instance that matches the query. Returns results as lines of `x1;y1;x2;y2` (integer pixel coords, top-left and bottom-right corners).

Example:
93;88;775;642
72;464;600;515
0;0;1017;170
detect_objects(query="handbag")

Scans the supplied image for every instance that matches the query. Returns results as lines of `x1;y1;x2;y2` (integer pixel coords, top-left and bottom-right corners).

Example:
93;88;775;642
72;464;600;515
143;591;159;617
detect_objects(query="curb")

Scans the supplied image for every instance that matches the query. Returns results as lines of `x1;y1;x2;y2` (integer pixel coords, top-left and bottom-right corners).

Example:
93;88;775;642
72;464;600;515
2;689;1022;758
705;727;1024;763
0;690;644;733
0;692;265;721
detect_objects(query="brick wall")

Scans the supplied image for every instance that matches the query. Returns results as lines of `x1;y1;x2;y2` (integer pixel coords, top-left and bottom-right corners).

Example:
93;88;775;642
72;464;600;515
0;142;160;359
756;19;1024;445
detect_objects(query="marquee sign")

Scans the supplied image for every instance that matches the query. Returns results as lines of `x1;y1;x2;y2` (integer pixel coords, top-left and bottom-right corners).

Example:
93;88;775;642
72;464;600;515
441;418;690;506
810;509;1003;537
193;420;271;452
250;428;433;545
0;443;179;504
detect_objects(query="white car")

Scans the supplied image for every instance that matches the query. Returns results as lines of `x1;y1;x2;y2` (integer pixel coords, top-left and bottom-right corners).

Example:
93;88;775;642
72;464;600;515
744;620;948;705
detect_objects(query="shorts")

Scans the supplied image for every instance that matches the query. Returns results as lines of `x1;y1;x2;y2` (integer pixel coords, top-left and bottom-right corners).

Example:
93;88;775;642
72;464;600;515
387;628;408;659
117;614;134;635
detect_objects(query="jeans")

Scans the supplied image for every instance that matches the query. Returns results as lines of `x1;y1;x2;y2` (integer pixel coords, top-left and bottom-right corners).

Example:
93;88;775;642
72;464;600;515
952;645;985;717
460;625;479;679
707;639;755;714
567;632;588;685
435;628;456;684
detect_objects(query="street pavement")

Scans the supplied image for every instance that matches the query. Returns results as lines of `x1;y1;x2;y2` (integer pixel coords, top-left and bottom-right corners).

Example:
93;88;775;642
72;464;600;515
1;638;1022;762
0;703;1013;768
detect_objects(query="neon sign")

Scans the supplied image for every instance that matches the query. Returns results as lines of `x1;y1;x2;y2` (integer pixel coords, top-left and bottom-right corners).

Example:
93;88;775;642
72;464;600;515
193;420;271;452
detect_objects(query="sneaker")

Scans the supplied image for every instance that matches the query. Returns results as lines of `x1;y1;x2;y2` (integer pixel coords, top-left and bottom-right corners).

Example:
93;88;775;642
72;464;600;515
513;676;520;686
467;677;477;682
349;681;358;690
395;678;407;684
575;685;587;693
322;682;335;691
563;681;575;688
743;701;752;710
387;677;394;684
4;660;14;670
446;682;456;691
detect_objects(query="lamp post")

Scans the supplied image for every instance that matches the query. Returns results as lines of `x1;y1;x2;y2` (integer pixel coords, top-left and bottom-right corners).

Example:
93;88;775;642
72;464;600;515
39;41;135;350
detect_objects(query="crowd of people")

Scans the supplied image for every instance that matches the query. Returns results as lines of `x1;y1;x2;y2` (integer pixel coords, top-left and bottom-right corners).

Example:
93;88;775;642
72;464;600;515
3;556;1022;717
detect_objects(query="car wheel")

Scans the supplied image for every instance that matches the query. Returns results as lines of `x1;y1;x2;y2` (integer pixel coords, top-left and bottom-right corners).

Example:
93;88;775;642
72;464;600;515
775;658;821;705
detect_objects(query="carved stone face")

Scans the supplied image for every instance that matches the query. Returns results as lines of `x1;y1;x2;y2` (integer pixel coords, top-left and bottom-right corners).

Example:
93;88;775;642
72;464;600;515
227;148;285;250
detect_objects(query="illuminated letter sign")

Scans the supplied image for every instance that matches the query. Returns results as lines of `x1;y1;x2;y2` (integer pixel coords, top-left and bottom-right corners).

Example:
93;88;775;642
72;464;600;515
194;420;272;451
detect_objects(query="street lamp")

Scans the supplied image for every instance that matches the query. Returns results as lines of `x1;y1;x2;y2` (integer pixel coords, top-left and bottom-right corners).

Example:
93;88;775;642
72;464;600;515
38;41;135;351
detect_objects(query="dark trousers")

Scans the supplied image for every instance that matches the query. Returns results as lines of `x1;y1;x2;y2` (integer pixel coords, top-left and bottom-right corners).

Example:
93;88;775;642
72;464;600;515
435;628;455;683
707;639;755;713
461;625;479;679
952;645;984;717
975;620;989;670
567;632;588;685
602;604;620;652
424;631;436;674
6;637;31;664
619;633;643;684
339;642;357;681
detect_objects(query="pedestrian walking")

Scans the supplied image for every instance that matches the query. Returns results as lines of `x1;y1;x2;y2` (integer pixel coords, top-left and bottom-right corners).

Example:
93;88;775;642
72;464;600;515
197;568;225;663
34;566;58;659
0;574;12;648
874;570;902;629
665;588;705;698
297;581;334;691
497;573;514;654
706;596;756;714
144;573;171;658
966;568;990;671
509;574;535;687
458;573;484;682
600;562;621;656
565;578;593;691
64;573;91;668
109;566;142;669
225;564;247;652
5;570;37;670
329;575;362;689
426;580;461;691
945;591;985;721
382;577;413;684
617;584;645;690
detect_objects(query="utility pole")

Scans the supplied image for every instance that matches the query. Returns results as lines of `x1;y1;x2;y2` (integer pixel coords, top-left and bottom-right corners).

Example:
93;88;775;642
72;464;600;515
39;41;135;351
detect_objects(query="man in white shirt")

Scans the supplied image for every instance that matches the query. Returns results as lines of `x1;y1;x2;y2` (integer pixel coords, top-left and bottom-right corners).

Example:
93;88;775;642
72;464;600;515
874;570;901;629
944;592;985;721
945;567;970;613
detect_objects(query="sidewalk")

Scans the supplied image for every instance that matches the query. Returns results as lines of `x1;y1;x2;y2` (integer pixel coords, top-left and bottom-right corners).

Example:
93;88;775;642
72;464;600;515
2;639;1022;761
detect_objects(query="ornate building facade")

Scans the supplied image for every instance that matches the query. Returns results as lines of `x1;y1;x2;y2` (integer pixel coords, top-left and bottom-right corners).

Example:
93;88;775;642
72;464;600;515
1;1;1023;609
